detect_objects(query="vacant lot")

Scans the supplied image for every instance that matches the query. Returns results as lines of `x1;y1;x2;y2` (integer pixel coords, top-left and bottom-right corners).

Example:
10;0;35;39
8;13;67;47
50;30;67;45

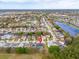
0;53;43;59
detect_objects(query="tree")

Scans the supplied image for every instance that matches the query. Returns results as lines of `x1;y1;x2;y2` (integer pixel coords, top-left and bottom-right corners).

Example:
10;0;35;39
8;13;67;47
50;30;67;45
6;47;11;53
48;46;61;59
36;32;43;36
54;25;60;30
59;36;79;59
17;32;25;35
48;46;60;54
15;47;30;54
28;32;34;36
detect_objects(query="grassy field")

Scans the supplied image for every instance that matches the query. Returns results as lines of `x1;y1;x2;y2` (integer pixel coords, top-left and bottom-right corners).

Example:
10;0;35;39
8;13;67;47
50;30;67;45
0;53;43;59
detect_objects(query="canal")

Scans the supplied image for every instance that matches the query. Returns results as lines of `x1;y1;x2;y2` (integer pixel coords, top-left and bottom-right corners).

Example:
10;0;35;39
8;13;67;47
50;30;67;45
55;22;79;37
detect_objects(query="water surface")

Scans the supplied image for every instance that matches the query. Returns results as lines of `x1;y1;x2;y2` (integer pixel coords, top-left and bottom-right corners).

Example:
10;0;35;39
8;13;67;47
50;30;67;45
55;22;79;37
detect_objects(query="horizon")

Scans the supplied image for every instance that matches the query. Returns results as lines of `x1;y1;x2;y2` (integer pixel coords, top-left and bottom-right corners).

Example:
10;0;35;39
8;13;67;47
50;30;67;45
0;9;79;10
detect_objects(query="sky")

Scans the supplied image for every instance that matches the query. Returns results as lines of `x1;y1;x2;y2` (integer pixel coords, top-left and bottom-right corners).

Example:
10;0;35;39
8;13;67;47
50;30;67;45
0;0;79;9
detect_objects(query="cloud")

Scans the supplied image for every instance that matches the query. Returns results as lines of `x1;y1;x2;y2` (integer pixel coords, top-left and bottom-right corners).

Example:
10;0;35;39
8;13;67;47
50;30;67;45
40;0;79;9
0;0;28;2
0;0;59;3
0;0;79;9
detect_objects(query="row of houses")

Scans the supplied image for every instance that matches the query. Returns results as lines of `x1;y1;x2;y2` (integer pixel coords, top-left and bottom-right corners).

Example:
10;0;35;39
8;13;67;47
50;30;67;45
0;33;51;47
0;27;47;33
